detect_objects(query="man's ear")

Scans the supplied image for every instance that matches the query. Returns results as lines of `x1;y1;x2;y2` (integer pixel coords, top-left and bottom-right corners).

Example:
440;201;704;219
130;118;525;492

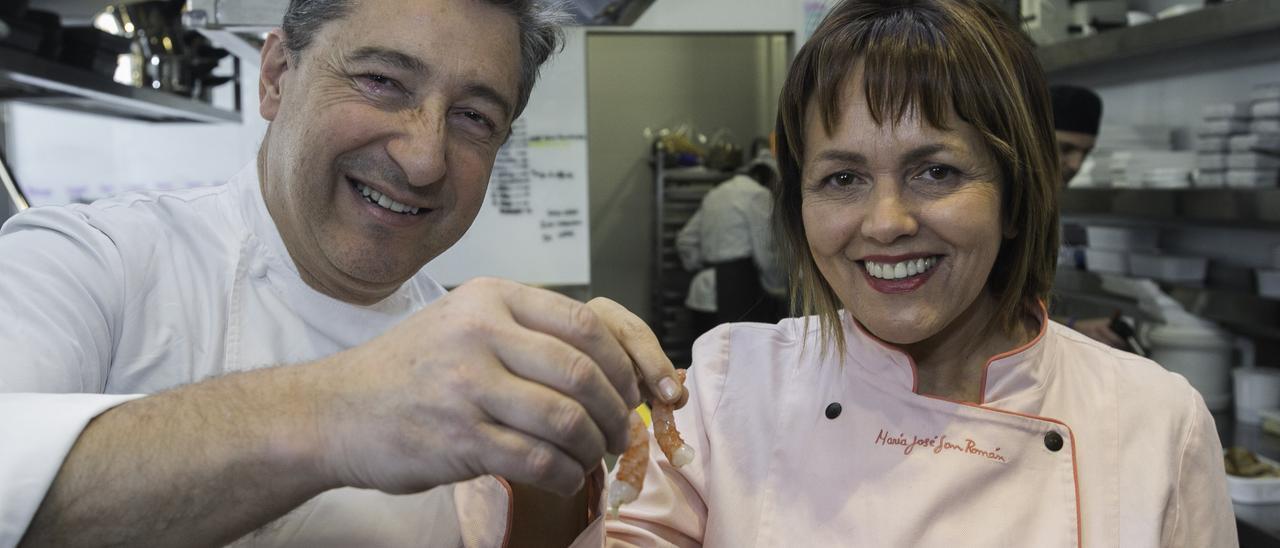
259;29;291;122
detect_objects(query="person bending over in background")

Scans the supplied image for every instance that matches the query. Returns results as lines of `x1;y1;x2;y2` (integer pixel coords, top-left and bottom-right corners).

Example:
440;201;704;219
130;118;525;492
677;145;787;340
0;1;684;546
595;1;1235;545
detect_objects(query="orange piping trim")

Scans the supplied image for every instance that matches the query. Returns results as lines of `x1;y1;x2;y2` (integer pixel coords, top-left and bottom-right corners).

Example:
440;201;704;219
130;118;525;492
494;476;514;548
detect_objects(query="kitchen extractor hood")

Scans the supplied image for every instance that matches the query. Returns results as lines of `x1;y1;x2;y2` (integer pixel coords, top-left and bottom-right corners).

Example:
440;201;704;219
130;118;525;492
181;0;654;65
183;0;655;30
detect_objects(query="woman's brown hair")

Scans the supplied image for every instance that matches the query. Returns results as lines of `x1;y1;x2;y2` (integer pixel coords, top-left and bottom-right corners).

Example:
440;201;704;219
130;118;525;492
774;0;1060;354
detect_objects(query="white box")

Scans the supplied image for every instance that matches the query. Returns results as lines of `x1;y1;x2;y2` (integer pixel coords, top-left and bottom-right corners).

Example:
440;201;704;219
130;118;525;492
1253;99;1280;118
1253;119;1280;133
1084;248;1128;274
1085;226;1158;251
1229;133;1280;153
1201;118;1250;136
1194;170;1227;188
1071;0;1127;25
1258;269;1280;298
1228;153;1280;170
1202;101;1252;120
1196;136;1230;152
1128;253;1208;283
1234;368;1280;424
1197;153;1228;170
1227;169;1280;187
1254;83;1280;101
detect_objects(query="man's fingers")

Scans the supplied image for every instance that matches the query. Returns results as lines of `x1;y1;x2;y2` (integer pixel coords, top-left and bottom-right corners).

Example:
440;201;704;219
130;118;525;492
490;327;631;454
587;297;688;409
477;376;608;471
472;423;585;497
496;281;642;409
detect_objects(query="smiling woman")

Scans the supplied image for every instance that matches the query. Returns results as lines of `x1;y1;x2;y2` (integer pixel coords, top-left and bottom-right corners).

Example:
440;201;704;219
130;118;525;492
597;0;1238;546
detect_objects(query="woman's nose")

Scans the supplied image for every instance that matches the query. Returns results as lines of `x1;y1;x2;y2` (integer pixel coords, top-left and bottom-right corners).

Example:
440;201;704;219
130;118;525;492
860;182;919;245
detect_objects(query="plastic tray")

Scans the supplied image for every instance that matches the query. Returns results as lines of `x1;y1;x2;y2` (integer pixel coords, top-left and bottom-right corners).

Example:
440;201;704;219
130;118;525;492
1229;153;1280;170
1128;253;1208;283
1197;153;1228;170
1085;226;1158;251
1227;452;1280;504
1084;248;1128;275
1259;269;1280;299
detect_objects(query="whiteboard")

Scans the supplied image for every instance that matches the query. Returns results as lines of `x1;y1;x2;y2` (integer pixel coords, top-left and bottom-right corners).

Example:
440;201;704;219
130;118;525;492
6;28;591;288
424;27;590;288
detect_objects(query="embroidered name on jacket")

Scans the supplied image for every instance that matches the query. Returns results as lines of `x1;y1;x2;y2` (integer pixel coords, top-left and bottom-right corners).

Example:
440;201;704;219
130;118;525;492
873;429;1008;463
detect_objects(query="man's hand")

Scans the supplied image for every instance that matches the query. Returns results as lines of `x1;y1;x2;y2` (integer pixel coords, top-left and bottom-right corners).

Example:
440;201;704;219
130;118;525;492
311;278;685;497
1071;317;1126;348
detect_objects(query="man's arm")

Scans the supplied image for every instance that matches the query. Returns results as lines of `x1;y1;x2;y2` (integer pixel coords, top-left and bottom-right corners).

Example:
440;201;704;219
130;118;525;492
17;279;685;547
21;363;336;547
676;210;704;272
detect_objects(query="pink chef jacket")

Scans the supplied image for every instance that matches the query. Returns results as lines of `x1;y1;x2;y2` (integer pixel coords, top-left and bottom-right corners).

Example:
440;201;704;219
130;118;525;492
584;310;1237;547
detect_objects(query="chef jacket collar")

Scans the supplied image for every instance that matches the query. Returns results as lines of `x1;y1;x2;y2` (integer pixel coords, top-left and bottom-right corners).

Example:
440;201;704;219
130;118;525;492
227;162;424;316
842;303;1051;410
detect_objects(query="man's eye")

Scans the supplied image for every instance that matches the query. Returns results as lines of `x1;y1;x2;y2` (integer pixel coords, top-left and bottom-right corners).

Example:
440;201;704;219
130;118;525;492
462;110;491;127
356;74;402;95
453;109;497;137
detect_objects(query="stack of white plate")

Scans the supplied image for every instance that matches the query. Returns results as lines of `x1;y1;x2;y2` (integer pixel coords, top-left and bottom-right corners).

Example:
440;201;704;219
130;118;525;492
1109;151;1194;188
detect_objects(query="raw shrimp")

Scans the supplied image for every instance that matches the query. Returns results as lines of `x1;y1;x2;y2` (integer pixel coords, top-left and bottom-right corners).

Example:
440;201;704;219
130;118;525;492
607;370;695;518
651;370;695;467
607;412;649;517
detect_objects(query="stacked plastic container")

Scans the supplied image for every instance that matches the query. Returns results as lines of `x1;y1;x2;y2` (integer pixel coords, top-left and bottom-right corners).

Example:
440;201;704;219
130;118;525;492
1197;83;1280;188
1082;225;1210;284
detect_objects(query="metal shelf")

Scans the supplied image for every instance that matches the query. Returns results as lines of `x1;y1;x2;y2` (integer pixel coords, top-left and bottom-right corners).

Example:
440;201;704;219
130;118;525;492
0;48;240;124
1038;0;1280;80
1061;188;1280;230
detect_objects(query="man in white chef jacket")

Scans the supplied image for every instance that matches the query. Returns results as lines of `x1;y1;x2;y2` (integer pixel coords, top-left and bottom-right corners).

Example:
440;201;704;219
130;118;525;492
0;1;684;546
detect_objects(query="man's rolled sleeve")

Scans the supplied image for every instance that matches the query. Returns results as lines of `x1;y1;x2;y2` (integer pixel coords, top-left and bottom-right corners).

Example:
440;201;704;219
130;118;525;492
0;393;143;545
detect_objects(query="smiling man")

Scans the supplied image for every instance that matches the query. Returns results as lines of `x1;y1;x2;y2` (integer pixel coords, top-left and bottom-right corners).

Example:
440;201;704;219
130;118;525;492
0;1;683;546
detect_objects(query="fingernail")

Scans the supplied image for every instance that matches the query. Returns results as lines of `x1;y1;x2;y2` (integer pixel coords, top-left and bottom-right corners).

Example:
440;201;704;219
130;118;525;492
658;377;680;402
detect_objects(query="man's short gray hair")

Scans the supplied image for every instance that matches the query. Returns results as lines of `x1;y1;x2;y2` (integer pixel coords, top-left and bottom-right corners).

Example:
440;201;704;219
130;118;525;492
281;0;566;120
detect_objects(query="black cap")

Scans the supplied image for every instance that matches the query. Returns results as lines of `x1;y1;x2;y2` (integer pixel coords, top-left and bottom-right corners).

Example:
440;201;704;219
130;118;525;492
1050;85;1103;136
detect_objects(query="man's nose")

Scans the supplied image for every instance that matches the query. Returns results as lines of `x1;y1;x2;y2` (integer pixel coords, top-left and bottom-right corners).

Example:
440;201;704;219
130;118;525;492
387;110;448;188
860;181;919;245
1063;151;1084;174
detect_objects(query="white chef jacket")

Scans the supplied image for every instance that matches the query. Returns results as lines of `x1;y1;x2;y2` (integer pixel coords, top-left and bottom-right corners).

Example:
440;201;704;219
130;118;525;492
586;310;1238;547
0;163;513;547
675;175;785;312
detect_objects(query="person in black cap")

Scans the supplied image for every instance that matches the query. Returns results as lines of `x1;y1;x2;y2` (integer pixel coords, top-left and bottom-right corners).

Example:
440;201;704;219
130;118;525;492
1051;84;1126;347
1051;84;1103;186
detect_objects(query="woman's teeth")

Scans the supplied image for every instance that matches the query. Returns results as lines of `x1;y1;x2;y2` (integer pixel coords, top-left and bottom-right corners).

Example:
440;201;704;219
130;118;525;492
356;182;421;215
865;257;938;280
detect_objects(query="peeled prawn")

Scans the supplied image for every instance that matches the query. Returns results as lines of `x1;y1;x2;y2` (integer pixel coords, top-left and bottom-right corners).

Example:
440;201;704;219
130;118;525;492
607;369;695;517
651;370;695;467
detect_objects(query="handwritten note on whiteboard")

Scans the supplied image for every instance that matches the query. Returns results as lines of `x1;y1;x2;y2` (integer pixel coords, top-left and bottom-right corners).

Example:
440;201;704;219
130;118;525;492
423;28;590;287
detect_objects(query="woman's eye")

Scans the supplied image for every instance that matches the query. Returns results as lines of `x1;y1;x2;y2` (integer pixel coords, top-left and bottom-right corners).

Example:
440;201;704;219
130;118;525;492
919;165;958;182
823;171;858;187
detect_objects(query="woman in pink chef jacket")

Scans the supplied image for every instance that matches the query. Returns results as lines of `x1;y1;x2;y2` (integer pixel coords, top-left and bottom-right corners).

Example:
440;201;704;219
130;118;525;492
600;0;1237;546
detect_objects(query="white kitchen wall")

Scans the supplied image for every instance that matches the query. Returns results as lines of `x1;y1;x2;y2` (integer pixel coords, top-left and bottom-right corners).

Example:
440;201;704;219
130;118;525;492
4;60;266;208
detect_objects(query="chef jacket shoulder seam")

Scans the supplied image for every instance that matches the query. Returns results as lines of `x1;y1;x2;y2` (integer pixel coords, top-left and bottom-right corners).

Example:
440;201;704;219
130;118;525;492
1164;386;1200;545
